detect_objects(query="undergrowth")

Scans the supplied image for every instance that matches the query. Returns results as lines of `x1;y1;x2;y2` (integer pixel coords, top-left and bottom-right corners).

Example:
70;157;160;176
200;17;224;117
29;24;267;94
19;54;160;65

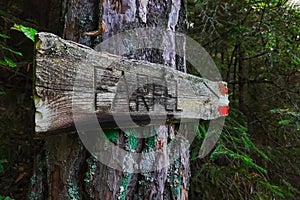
190;108;300;199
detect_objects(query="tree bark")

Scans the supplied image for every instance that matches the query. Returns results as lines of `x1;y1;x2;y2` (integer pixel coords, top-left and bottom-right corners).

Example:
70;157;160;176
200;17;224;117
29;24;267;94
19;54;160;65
99;1;190;199
31;0;191;199
238;48;248;117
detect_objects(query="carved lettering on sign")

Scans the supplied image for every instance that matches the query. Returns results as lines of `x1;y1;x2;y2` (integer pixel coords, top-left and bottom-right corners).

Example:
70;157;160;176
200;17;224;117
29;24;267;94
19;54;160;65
95;66;122;112
95;69;184;114
128;74;182;113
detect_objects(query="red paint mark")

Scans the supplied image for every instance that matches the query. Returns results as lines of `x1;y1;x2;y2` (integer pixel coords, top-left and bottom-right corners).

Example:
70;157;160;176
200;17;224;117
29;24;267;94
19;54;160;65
156;138;165;150
218;106;229;116
219;82;228;95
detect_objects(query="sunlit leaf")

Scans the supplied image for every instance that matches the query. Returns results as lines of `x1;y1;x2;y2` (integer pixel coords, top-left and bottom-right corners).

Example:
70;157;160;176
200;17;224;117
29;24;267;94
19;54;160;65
271;108;289;114
278;119;291;126
11;24;37;42
0;57;16;67
292;57;300;65
0;60;5;66
0;44;23;56
5;57;16;67
0;33;9;39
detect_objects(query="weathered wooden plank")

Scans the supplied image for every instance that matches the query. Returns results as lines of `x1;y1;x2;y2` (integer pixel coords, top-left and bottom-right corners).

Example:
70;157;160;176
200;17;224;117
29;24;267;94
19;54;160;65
34;32;229;134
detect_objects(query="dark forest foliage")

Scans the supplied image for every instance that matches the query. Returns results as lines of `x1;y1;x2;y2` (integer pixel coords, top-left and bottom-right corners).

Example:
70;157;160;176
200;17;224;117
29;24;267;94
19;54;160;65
188;0;300;199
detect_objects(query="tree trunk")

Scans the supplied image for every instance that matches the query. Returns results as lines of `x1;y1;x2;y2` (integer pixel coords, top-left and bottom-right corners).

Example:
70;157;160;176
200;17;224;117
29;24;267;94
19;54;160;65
30;0;190;199
238;48;248;114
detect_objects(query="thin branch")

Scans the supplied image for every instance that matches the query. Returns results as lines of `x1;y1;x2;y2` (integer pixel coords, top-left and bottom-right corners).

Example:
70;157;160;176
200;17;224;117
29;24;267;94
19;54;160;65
243;51;268;60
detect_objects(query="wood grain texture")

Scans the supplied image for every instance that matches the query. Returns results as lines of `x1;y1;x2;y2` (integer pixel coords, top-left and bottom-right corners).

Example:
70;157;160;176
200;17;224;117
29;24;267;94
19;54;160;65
34;32;228;134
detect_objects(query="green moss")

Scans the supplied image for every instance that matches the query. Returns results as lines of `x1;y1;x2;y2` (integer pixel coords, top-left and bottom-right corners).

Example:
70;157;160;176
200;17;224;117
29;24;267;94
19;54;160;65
141;172;154;182
167;158;182;198
30;173;36;186
79;15;93;26
85;156;97;179
103;129;119;142
29;156;46;200
67;179;80;200
145;128;157;151
102;129;119;149
125;130;138;151
170;177;181;198
29;191;38;200
79;19;87;26
117;173;132;200
84;156;97;199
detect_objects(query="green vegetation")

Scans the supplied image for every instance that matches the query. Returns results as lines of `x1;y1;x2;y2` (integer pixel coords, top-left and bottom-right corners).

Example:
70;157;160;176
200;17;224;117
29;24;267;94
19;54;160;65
188;0;300;199
190;109;299;199
0;196;14;200
0;32;22;67
145;129;157;151
11;24;37;42
0;21;37;198
0;24;36;68
125;130;139;151
117;173;133;200
271;108;300;130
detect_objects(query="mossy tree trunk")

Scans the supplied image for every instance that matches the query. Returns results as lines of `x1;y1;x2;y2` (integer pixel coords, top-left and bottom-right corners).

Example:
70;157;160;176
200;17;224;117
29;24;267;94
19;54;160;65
30;0;190;199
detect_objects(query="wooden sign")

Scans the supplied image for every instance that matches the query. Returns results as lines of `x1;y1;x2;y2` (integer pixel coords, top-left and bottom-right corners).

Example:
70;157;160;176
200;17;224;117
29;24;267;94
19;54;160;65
34;32;229;134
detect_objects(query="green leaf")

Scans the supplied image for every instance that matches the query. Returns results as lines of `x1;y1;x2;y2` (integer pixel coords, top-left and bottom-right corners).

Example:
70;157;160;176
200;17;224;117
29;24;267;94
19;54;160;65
0;44;22;56
0;33;9;39
278;119;291;126
270;108;280;113
258;181;285;198
11;24;37;42
0;196;15;200
292;57;300;65
0;57;16;67
4;57;16;67
296;122;300;131
0;91;5;95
